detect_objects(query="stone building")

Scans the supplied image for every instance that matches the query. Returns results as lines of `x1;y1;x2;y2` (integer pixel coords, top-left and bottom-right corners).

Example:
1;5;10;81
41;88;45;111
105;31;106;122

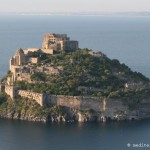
8;33;79;84
42;33;78;52
88;50;104;57
10;48;26;70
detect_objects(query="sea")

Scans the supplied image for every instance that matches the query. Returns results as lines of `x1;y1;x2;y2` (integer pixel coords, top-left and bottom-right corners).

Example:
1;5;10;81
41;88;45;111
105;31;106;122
0;15;150;150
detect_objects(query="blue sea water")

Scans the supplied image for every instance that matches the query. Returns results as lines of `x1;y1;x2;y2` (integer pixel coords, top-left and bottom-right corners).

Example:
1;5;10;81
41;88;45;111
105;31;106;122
0;15;150;150
0;119;150;150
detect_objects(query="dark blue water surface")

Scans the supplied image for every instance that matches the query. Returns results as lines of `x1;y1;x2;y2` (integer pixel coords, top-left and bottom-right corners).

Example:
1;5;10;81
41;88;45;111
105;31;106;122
0;119;150;150
0;15;150;150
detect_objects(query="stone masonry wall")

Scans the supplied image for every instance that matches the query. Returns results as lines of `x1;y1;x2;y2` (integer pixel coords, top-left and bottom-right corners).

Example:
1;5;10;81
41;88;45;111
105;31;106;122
47;95;128;114
47;95;107;112
47;95;81;109
5;85;17;99
103;99;128;117
80;96;105;112
18;90;44;106
4;87;128;116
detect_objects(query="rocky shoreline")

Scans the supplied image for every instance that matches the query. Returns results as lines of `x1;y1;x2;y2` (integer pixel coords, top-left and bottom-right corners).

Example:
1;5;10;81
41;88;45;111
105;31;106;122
1;92;150;123
0;96;150;123
0;107;141;123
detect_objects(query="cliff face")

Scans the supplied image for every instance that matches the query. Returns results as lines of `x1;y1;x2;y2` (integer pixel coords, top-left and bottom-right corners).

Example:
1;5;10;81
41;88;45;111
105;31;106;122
0;96;150;123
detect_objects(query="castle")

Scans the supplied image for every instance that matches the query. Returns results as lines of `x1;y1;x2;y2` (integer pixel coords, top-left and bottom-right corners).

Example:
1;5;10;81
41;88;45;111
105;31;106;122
8;33;78;82
42;33;78;52
0;33;107;110
0;33;81;106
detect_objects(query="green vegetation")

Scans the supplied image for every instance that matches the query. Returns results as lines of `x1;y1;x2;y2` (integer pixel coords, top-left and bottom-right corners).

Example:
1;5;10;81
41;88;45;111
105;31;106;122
13;49;149;98
31;72;46;81
0;92;7;105
0;97;68;120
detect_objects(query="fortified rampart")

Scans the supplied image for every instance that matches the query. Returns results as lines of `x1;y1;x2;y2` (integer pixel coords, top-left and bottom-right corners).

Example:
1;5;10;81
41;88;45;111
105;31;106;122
80;96;105;111
48;95;81;109
1;85;129;113
18;90;45;106
16;90;107;111
3;85;150;121
17;91;106;111
16;90;128;114
3;84;150;121
48;95;105;111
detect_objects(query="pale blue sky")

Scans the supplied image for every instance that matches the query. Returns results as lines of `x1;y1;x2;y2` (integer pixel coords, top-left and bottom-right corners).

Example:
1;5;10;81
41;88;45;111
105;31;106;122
0;0;150;12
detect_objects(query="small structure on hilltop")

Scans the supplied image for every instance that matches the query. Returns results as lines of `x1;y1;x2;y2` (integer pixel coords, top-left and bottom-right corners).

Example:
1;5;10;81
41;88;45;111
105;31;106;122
88;50;105;57
10;48;26;67
42;33;78;53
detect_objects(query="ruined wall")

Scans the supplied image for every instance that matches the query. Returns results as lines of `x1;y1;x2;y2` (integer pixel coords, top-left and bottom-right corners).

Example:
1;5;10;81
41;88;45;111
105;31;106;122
18;90;44;106
47;95;81;109
5;85;18;99
3;86;129;116
103;99;128;117
16;89;128;114
47;95;127;113
41;49;54;54
80;96;105;112
47;95;106;112
29;57;39;64
64;40;78;51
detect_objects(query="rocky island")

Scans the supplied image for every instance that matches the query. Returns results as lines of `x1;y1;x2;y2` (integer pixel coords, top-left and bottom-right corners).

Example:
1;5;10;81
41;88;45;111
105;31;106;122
0;33;150;123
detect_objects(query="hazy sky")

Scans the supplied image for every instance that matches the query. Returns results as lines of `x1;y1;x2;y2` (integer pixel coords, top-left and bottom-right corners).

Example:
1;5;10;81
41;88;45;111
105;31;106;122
0;0;150;12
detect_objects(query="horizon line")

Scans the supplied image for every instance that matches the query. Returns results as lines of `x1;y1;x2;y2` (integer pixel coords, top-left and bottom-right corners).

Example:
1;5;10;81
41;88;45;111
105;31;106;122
0;11;150;16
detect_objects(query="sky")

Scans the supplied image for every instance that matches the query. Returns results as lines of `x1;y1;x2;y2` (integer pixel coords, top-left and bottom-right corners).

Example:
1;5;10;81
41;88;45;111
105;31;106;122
0;0;150;13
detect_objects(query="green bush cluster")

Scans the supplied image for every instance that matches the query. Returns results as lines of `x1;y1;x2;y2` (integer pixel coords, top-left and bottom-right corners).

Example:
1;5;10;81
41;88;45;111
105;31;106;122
13;49;149;97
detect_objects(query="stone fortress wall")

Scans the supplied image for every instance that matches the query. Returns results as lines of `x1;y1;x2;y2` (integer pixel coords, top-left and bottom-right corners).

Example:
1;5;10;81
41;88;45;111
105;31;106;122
2;85;150;121
0;84;132;120
47;95;107;111
18;90;45;106
5;85;18;100
1;86;107;111
17;90;105;111
3;88;128;115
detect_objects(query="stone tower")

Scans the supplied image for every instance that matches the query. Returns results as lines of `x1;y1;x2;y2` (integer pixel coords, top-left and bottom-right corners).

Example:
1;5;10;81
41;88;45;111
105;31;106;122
42;33;78;52
14;48;26;65
10;48;26;68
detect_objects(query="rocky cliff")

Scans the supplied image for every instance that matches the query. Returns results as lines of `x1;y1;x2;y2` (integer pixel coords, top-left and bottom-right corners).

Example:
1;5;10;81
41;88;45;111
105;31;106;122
0;95;150;123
